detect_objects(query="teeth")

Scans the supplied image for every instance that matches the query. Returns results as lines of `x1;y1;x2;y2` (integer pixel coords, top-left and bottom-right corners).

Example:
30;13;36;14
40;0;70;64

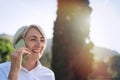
32;50;40;53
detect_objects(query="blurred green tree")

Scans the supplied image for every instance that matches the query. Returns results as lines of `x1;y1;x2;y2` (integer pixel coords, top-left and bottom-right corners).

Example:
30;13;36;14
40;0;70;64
108;54;120;80
52;0;94;80
40;52;52;68
0;38;14;63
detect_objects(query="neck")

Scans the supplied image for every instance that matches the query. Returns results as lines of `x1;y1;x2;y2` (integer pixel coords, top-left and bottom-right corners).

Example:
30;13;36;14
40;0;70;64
22;59;38;71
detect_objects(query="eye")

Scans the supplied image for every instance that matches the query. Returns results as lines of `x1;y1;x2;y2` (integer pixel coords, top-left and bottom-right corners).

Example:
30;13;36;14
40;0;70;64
40;39;45;43
31;38;36;41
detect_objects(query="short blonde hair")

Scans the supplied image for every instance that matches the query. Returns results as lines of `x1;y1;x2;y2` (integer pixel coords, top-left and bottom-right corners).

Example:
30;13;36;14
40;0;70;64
13;24;47;48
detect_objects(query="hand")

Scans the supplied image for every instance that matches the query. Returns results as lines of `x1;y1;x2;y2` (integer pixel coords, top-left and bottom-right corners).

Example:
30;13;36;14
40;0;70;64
8;47;31;80
11;47;31;71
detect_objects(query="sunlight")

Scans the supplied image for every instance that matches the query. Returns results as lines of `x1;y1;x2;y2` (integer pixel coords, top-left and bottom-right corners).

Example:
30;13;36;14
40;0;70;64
90;4;118;50
94;56;101;62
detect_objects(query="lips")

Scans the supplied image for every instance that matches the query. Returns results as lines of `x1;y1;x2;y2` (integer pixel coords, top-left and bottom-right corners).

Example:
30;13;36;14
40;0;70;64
32;49;40;53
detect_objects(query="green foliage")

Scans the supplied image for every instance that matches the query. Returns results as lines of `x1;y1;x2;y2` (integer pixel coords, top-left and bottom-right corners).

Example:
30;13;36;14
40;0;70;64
40;52;52;68
0;38;14;63
108;54;120;79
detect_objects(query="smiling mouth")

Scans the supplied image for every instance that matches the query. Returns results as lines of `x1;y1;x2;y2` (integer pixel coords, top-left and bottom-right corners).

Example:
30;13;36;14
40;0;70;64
32;49;40;53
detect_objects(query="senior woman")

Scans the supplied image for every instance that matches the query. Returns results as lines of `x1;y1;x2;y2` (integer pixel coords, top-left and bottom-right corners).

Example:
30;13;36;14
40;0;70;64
0;25;55;80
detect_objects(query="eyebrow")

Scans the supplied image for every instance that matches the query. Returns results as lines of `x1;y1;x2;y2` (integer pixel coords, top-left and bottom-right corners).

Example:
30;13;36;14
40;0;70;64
29;35;44;39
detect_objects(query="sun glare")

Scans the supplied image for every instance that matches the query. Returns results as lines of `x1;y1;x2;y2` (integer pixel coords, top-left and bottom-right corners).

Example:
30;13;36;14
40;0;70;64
90;4;117;50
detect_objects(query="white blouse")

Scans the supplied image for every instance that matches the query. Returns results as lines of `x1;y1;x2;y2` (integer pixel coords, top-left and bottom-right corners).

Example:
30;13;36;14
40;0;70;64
0;61;55;80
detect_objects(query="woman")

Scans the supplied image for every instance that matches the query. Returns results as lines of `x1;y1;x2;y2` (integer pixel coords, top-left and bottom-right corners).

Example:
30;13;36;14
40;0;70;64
0;24;55;80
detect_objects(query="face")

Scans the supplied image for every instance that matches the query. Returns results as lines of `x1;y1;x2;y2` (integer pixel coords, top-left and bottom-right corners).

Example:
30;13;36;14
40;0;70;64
24;27;45;58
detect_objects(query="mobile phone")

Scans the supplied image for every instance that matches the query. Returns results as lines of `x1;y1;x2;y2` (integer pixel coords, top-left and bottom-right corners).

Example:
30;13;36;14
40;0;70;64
15;39;27;64
15;39;25;49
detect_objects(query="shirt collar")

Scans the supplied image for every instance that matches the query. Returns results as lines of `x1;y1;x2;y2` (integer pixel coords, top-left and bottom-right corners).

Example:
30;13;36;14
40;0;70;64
21;60;42;73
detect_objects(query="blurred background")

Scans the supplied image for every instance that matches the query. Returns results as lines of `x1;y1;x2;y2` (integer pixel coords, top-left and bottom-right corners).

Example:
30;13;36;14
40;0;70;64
0;0;120;80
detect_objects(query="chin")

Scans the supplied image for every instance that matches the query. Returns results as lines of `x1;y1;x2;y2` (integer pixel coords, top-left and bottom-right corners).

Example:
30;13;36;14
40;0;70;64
31;52;39;57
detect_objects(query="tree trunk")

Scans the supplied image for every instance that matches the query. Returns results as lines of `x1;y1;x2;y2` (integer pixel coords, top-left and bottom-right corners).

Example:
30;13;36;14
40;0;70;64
52;0;93;80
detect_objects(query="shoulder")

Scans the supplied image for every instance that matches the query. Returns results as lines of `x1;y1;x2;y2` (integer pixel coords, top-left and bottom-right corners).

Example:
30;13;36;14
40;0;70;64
36;65;55;80
40;65;54;76
0;62;11;78
0;62;11;67
37;61;54;75
0;62;11;70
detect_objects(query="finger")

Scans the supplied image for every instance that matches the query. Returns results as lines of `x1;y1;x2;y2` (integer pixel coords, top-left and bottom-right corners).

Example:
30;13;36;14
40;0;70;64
22;50;31;55
20;46;32;54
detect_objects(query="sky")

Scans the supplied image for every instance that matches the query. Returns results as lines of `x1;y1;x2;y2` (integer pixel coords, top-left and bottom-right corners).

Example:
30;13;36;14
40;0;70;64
0;0;120;53
89;0;120;53
0;0;57;38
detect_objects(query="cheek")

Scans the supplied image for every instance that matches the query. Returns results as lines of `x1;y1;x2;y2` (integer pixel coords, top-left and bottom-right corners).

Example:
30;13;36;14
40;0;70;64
25;42;34;49
41;43;45;48
41;44;46;51
27;44;33;50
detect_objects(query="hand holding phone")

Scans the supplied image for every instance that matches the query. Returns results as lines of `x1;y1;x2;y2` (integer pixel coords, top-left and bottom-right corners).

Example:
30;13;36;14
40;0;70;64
15;39;27;64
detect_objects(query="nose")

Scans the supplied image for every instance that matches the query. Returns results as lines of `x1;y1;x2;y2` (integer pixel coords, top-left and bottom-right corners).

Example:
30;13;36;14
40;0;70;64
36;40;42;47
